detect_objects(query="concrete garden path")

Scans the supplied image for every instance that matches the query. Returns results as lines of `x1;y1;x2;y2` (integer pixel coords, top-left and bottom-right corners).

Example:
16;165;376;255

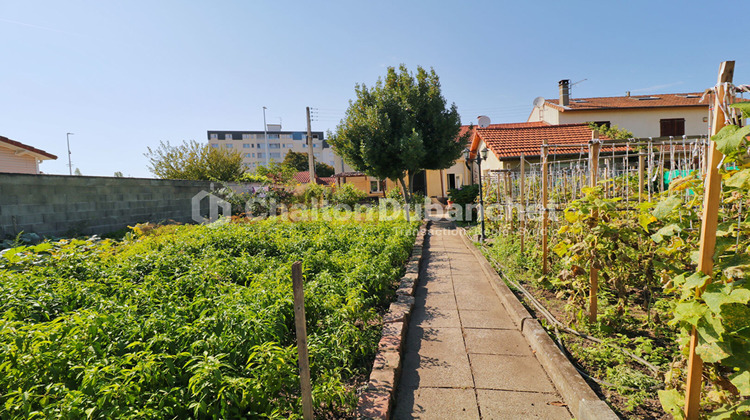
393;219;573;420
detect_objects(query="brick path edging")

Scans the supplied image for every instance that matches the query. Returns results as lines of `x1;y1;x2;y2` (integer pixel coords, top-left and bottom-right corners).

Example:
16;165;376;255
357;220;429;419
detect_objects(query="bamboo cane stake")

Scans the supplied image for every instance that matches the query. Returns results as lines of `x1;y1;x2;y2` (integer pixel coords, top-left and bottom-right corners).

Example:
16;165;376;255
638;149;646;203
542;140;549;275
520;154;525;255
684;60;734;420
292;261;314;420
589;132;601;323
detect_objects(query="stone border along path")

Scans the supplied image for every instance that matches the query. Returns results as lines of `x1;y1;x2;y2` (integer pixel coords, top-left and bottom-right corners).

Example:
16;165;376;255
357;218;618;420
357;220;429;419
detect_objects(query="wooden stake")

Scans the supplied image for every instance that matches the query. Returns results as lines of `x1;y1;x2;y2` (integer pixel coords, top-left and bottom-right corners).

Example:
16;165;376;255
638;149;646;203
519;154;525;255
684;60;734;420
292;261;314;420
542;141;549;274
588;133;601;323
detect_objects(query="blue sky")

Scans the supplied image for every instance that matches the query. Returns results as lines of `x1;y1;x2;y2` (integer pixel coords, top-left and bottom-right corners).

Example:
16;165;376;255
1;0;746;178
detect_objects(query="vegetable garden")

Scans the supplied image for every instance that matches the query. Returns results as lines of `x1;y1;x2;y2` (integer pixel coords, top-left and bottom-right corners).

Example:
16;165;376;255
475;63;750;419
0;212;417;419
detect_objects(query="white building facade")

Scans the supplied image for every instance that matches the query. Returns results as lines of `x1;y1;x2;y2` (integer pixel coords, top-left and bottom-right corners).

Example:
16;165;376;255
207;125;335;170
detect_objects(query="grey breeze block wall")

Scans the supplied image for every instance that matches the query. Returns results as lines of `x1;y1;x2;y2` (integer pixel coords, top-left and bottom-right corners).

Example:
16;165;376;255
0;173;215;238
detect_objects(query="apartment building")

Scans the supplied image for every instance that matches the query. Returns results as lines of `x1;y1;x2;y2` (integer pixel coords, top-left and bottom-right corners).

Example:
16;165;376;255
207;124;334;170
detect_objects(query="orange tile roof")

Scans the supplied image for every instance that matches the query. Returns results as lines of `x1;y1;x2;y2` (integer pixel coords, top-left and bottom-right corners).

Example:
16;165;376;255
545;92;708;112
293;171;334;185
458;122;548;147
0;135;57;160
475;123;625;159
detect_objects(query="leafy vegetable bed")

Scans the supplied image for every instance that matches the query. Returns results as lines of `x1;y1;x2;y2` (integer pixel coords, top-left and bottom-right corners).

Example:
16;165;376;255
0;216;417;419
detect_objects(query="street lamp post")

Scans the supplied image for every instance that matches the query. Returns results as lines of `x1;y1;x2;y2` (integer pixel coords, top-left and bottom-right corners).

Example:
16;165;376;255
464;147;489;241
262;107;269;166
66;132;74;175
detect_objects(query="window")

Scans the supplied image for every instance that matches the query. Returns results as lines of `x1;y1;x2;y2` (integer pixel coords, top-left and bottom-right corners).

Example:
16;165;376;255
370;181;381;193
242;134;251;140
270;152;281;159
447;174;456;190
257;152;265;159
243;144;251;148
257;143;264;148
211;143;219;148
252;153;256;158
225;144;233;148
225;134;233;140
269;143;280;149
267;134;280;140
245;153;252;158
210;133;218;140
660;118;685;137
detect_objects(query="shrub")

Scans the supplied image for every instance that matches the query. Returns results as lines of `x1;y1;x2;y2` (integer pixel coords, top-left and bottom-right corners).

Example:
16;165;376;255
331;184;367;207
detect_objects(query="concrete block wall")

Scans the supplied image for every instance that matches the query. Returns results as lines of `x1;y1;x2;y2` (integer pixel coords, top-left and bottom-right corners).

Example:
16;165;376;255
0;173;215;238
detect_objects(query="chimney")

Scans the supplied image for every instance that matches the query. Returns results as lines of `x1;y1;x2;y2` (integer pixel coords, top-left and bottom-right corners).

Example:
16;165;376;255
626;91;631;97
558;79;570;106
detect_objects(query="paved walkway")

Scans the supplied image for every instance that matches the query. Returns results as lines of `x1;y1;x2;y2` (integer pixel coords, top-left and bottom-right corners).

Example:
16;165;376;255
393;220;572;419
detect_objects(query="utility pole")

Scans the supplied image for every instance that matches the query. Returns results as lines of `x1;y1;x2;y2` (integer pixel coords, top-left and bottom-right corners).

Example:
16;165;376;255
66;133;74;175
306;107;315;184
263;106;269;166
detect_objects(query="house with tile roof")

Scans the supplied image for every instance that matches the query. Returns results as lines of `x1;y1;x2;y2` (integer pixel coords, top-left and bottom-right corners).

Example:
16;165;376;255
467;122;624;175
527;80;710;138
0;136;57;174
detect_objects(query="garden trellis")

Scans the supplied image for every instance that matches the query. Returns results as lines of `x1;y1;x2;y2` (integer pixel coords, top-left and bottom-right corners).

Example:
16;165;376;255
482;61;748;419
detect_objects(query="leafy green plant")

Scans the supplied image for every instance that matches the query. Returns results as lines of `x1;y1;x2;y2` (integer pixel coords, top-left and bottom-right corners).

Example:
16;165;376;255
0;213;418;419
331;184;368;207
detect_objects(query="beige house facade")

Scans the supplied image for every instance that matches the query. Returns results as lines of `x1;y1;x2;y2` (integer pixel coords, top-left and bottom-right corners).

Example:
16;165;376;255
0;136;57;174
527;80;710;138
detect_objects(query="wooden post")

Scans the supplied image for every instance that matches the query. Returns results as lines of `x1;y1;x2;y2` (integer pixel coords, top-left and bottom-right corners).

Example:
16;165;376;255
603;160;610;198
684;60;734;420
440;169;445;199
638;149;646;203
647;138;654;202
519;154;525;255
292;261;314;420
541;141;549;274
588;133;601;323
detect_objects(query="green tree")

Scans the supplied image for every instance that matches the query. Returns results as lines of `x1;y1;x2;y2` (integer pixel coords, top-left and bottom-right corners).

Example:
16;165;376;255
329;64;467;203
282;151;335;177
253;161;297;185
145;140;245;181
114;171;124;178
587;122;633;140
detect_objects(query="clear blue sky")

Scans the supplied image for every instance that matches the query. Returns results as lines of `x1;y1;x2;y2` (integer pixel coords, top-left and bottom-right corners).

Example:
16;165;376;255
1;0;746;178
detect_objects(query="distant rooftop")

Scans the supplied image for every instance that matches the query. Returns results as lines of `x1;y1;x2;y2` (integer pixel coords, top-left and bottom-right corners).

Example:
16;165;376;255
545;92;708;112
0;135;57;160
